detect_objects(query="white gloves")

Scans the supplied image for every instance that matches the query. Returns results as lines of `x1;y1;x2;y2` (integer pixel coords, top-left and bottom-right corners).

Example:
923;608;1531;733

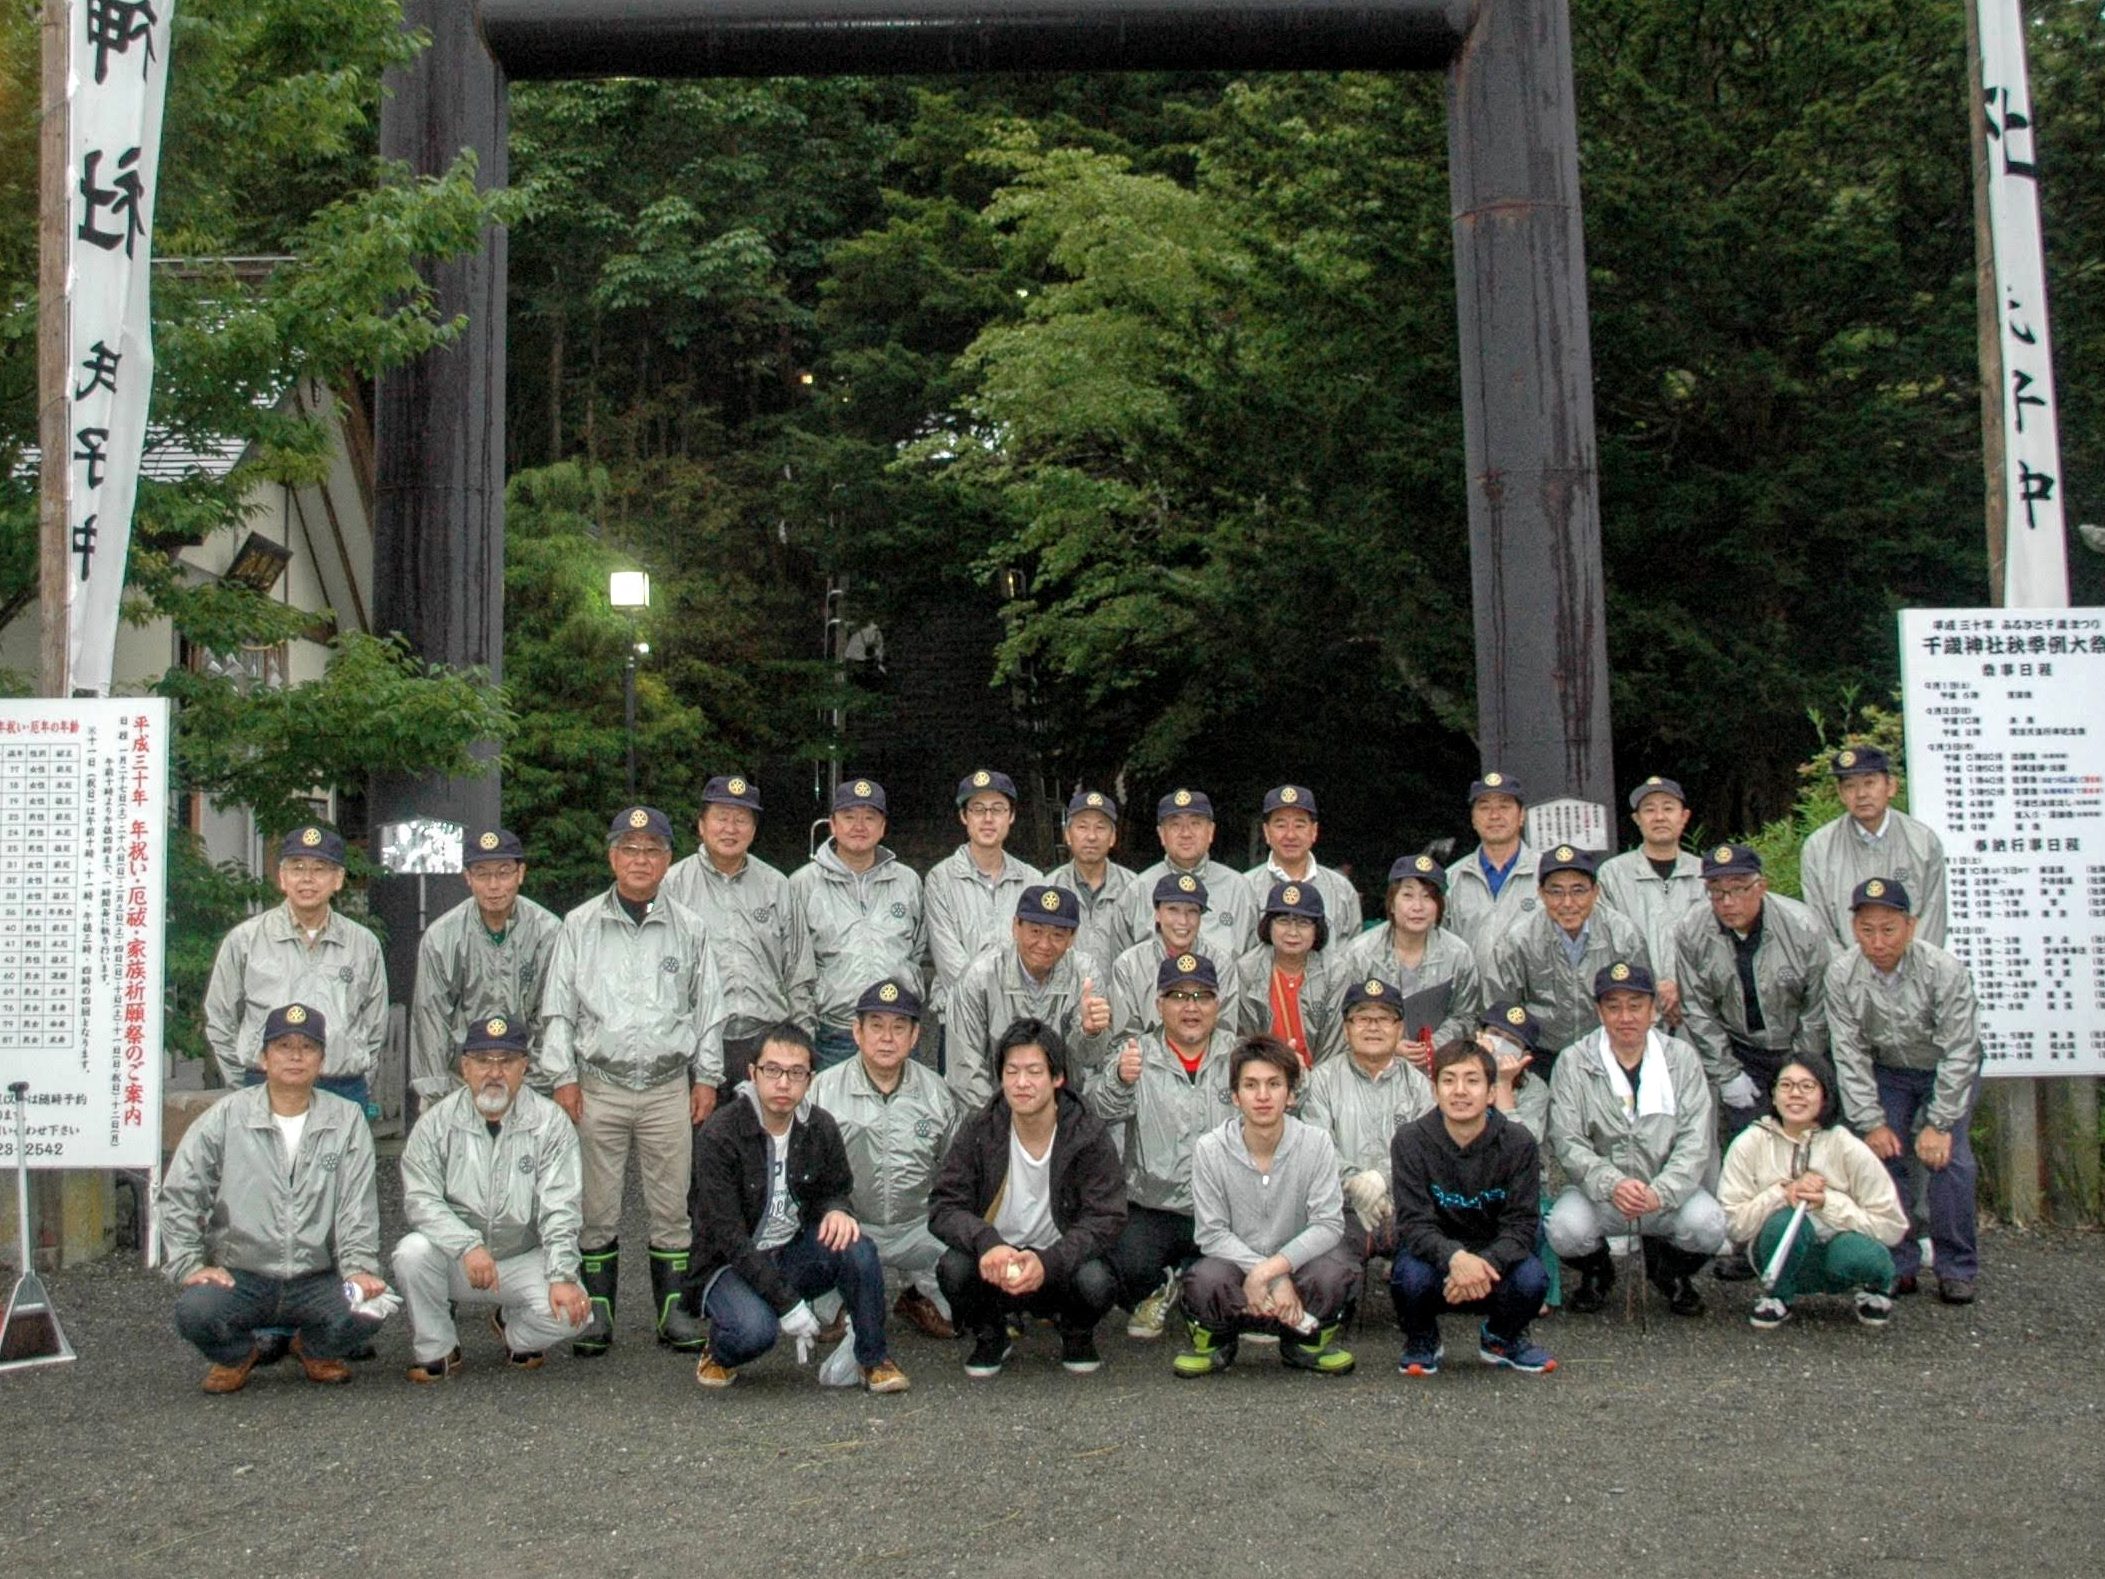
1343;1171;1393;1233
779;1299;823;1363
1721;1072;1761;1110
344;1281;400;1323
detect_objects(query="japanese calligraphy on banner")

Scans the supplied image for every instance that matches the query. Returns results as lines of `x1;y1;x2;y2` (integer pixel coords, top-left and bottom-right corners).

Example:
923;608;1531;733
1976;0;2069;609
67;0;177;697
1900;610;2103;1077
0;699;168;1170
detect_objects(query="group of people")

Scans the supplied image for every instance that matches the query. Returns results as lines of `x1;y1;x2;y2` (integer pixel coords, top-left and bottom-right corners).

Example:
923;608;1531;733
162;748;1980;1391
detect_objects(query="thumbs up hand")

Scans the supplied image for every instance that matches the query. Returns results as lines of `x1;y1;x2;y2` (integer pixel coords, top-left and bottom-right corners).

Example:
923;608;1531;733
1118;1037;1143;1084
1080;976;1110;1036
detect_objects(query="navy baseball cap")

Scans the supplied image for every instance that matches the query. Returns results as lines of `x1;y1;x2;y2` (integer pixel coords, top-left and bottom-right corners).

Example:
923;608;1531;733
1156;952;1220;994
1387;852;1448;893
1263;880;1326;919
833;778;888;814
1850;877;1911;913
1018;884;1081;929
1628;776;1687;810
1152;871;1210;909
1593;961;1657;999
1155;788;1215;821
1468;772;1524;804
1262;784;1319;818
854;979;924;1019
1702;842;1763;880
1831;746;1893;778
957;769;1018;806
702;774;763;813
1537;843;1599;882
1342;977;1404;1017
280;825;347;865
1482;1001;1542;1051
1065;789;1119;824
608;806;674;843
464;828;525;866
463;1014;530;1056
261;1002;327;1049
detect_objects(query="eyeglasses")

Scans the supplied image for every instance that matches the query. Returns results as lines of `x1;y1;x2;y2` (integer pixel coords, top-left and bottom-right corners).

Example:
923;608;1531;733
1773;1078;1822;1095
1707;881;1763;902
753;1062;811;1084
612;843;670;860
1163;990;1216;1003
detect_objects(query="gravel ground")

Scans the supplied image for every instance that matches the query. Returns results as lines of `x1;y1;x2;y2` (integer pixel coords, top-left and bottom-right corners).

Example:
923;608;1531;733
2;1166;2101;1579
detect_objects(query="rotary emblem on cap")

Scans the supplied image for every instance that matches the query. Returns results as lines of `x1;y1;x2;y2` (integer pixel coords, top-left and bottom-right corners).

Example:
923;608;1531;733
1177;875;1197;892
1483;772;1504;786
1415;855;1435;872
1714;845;1734;862
1176;953;1198;973
1610;963;1631;982
1173;789;1193;808
727;777;747;795
878;982;900;1004
1837;749;1858;768
1085;792;1103;807
285;1005;308;1025
1645;775;1663;785
1282;885;1301;905
1554;845;1574;862
972;770;991;787
1280;787;1299;804
300;828;321;847
478;831;500;851
1506;1005;1527;1026
853;780;873;797
486;1016;508;1037
1040;889;1061;912
628;809;648;829
1865;879;1886;898
1363;979;1384;996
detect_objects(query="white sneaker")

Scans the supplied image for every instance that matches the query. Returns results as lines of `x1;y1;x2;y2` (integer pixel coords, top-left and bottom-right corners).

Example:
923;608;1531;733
1749;1296;1791;1330
1126;1272;1177;1340
1854;1291;1893;1327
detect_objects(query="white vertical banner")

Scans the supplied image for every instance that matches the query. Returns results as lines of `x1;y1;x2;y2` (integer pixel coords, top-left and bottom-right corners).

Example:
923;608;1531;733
1977;0;2069;609
65;0;176;696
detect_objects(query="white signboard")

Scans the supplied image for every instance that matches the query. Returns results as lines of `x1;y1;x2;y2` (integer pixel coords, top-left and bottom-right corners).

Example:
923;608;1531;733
1900;609;2104;1076
1526;798;1610;854
0;699;169;1168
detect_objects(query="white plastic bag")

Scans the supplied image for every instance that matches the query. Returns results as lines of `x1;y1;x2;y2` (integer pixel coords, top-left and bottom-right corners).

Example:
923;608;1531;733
817;1319;860;1387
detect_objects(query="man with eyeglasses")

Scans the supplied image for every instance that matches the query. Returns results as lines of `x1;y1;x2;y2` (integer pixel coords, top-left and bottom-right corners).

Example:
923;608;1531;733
1110;789;1259;963
394;1015;590;1380
946;884;1113;1108
687;1024;910;1393
538;806;728;1356
790;779;927;1073
1595;777;1706;1024
925;770;1044;1060
1086;953;1238;1341
205;824;388;1108
409;828;561;1111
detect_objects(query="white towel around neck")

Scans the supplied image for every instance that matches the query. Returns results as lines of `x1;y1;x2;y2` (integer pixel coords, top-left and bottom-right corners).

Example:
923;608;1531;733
1599;1030;1676;1120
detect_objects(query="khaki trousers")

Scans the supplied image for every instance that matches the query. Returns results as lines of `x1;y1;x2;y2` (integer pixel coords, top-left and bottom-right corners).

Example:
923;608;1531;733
577;1071;693;1251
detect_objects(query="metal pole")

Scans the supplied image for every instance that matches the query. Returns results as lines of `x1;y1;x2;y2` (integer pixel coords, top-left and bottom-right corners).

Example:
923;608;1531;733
624;651;638;798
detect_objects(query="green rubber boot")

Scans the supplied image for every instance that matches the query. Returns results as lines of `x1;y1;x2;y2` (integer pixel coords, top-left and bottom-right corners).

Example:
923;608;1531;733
1171;1320;1238;1378
574;1242;618;1357
1281;1322;1357;1376
651;1248;707;1352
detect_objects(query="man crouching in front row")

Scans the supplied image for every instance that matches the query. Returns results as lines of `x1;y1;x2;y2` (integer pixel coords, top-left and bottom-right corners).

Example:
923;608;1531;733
682;1023;909;1393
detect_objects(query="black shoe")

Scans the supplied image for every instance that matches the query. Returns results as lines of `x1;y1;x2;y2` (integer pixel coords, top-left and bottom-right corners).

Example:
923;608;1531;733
575;1242;618;1357
1645;1242;1706;1317
1059;1329;1103;1374
650;1249;707;1352
1711;1251;1756;1282
964;1332;1014;1378
1663;1277;1705;1318
1564;1250;1614;1315
1936;1277;1977;1305
1893;1273;1919;1297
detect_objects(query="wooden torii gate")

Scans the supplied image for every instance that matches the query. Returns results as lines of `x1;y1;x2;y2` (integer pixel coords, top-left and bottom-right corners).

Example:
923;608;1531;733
369;0;1614;970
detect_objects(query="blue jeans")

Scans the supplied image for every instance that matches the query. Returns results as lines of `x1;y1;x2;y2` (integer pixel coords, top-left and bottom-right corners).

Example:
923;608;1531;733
703;1226;889;1368
174;1268;369;1366
1874;1066;1979;1281
1389;1249;1548;1345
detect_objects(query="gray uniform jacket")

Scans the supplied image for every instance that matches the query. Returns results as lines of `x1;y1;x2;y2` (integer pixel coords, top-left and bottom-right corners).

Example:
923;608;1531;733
536;888;727;1092
1548;1028;1716;1212
1671;894;1835;1092
662;851;818;1037
409;894;562;1099
944;941;1111;1109
1482;905;1651;1066
399;1084;582;1283
1108;936;1244;1042
1799;808;1948;948
1190;1115;1345;1272
159;1085;380;1283
1824;942;1981;1135
1231;943;1343;1064
1444;843;1539;971
205;904;389;1085
1044;858;1140;975
1327;924;1484;1050
1298;1052;1435;1188
1240;858;1364;942
923;847;1044;1015
1085;1027;1238;1214
1115;859;1259;964
810;1056;961;1230
1596;849;1706;982
789;842;927;1032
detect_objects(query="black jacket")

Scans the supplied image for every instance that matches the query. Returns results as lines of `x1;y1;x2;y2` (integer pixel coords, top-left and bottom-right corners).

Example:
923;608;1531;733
1389;1106;1541;1275
687;1093;857;1314
927;1089;1127;1286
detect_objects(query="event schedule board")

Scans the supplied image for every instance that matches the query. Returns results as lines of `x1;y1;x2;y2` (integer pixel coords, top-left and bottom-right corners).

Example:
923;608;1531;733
0;699;168;1168
1900;609;2105;1077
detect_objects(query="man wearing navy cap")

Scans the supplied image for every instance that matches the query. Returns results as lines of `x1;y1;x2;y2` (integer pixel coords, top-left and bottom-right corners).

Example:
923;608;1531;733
204;824;389;1108
1108;871;1245;1042
1045;790;1137;973
812;981;963;1340
1242;784;1362;942
1546;962;1726;1317
925;771;1044;1046
409;828;562;1109
945;884;1113;1108
1596;777;1706;1022
1444;772;1539;970
161;1003;386;1392
1086;952;1238;1340
1111;788;1258;964
790;778;927;1073
663;776;818;1096
1825;879;1982;1302
538;805;728;1355
1298;977;1435;1257
1798;746;1947;949
394;1016;590;1380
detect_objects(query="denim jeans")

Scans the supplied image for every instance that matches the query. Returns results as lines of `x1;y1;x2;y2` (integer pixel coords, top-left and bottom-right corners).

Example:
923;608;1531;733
703;1225;889;1368
1389;1249;1548;1345
1873;1066;1979;1281
173;1268;369;1366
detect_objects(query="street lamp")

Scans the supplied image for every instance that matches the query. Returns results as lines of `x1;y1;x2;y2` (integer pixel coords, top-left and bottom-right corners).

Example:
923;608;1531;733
610;571;651;796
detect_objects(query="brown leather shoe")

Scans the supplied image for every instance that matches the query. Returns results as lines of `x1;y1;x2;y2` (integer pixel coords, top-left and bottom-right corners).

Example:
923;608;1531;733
292;1334;353;1385
894;1287;956;1340
861;1359;911;1394
406;1346;463;1384
814;1310;848;1345
201;1348;260;1394
694;1353;736;1388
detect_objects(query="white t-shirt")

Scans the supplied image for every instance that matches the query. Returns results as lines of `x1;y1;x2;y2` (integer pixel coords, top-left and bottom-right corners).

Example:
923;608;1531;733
271;1109;309;1167
992;1124;1059;1251
753;1129;801;1252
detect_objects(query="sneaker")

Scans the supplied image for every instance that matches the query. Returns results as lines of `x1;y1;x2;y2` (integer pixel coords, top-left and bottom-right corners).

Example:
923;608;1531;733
1477;1324;1556;1375
291;1334;352;1385
1127;1272;1178;1340
1059;1330;1103;1374
862;1359;911;1394
200;1348;260;1395
1936;1277;1976;1306
1749;1296;1792;1330
694;1351;737;1389
1171;1322;1237;1378
1396;1337;1445;1376
964;1333;1014;1378
1280;1325;1356;1376
405;1346;463;1384
1854;1291;1894;1327
894;1287;957;1341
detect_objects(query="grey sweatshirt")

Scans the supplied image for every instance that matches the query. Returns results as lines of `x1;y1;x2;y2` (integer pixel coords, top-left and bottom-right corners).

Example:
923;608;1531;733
1189;1114;1344;1273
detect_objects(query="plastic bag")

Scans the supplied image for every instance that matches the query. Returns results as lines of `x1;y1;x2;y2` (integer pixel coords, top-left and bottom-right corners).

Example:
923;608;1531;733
817;1319;860;1387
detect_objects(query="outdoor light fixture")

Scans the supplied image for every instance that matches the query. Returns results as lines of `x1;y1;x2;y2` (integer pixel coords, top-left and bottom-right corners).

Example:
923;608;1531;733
609;569;651;609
